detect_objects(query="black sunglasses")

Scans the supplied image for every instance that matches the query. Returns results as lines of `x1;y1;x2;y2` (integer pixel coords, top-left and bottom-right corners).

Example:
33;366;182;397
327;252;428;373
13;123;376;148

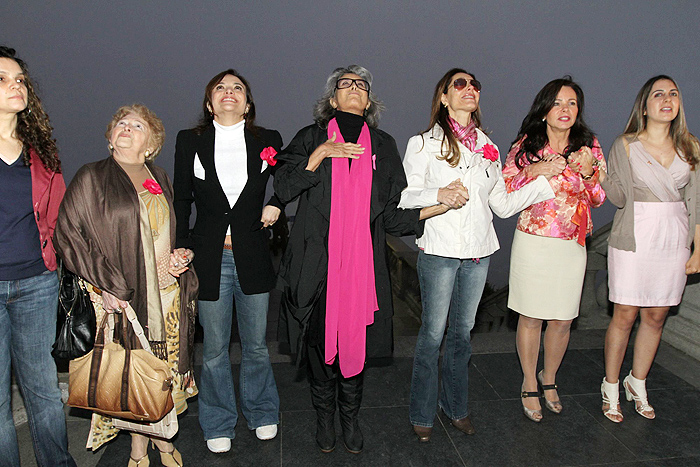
447;77;482;92
336;78;370;92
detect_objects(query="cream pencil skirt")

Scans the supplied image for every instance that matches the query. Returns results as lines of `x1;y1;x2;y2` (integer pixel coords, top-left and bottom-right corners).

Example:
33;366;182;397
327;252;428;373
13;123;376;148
508;229;586;320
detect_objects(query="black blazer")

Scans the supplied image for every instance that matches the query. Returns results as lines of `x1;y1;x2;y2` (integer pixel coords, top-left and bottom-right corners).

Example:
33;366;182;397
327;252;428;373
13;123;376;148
173;124;283;300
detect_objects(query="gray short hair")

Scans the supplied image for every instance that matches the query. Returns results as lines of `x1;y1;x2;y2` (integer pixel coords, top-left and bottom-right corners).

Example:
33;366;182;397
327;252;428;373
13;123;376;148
313;65;385;128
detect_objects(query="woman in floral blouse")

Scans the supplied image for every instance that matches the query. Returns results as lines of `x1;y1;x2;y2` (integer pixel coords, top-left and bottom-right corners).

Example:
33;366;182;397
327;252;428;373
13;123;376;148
503;76;606;422
399;68;555;441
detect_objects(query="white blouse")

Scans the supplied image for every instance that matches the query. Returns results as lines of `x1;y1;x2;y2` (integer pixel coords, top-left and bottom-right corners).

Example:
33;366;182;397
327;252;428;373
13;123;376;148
213;120;248;234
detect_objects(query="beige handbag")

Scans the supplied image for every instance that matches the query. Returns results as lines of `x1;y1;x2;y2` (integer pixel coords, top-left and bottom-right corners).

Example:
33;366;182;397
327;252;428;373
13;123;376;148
68;304;175;423
111;305;179;438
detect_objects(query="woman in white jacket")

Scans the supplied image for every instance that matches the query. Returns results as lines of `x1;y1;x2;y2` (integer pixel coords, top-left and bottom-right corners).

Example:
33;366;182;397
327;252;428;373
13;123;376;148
400;68;559;442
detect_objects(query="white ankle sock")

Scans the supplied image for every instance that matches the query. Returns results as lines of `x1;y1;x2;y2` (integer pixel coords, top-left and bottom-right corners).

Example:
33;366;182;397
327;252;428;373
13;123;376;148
602;378;619;401
625;372;647;395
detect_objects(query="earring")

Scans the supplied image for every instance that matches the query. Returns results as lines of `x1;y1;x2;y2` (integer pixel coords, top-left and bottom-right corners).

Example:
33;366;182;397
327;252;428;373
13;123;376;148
144;150;150;158
542;117;546;122
108;144;114;151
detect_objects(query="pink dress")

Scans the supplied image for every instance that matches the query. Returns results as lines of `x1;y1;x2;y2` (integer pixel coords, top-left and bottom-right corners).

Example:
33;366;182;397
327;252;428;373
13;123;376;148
608;141;691;306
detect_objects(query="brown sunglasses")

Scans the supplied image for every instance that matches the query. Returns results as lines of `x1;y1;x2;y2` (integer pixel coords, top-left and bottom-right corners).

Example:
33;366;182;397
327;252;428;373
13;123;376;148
448;77;482;92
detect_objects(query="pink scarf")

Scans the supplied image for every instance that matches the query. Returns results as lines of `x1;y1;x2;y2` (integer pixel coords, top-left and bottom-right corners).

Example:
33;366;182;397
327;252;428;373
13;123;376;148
325;118;378;377
447;116;478;151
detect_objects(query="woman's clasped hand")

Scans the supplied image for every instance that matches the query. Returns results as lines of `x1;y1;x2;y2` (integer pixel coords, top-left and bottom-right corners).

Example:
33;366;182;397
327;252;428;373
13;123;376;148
437;178;469;208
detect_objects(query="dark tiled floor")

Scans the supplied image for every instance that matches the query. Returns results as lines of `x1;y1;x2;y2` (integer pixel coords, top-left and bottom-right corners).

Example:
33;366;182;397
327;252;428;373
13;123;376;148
15;290;700;466
88;348;700;467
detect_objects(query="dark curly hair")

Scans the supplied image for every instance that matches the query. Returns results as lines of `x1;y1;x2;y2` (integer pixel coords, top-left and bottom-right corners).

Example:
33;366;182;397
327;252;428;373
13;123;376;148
0;46;60;172
511;76;595;169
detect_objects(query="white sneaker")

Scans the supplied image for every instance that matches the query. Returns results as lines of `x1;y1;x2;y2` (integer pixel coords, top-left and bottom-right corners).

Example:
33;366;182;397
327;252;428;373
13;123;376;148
206;437;231;453
255;424;278;440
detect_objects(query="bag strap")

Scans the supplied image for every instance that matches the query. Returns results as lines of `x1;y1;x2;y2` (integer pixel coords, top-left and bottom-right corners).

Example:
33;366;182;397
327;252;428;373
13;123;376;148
124;304;153;355
119;305;153;412
87;314;110;408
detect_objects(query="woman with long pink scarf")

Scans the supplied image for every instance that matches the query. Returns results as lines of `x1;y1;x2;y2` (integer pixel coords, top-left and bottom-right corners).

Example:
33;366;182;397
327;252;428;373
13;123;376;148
275;65;446;454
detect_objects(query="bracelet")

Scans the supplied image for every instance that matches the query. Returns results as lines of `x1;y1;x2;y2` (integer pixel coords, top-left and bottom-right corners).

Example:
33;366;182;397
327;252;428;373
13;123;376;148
581;159;600;180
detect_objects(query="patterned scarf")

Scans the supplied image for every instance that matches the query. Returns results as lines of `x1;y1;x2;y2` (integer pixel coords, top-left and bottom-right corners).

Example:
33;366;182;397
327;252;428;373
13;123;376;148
447;116;478;151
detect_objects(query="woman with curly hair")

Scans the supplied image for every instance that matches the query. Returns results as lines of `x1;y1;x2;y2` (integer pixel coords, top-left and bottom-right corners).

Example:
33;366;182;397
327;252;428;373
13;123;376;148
56;103;198;466
0;46;75;466
599;75;700;423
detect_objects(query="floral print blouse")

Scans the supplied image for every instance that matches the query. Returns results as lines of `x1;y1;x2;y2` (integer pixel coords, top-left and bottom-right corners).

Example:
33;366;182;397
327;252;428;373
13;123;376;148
502;136;607;244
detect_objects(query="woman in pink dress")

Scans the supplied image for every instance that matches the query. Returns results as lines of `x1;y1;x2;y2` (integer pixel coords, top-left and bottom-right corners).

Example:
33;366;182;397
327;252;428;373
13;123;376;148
599;75;700;423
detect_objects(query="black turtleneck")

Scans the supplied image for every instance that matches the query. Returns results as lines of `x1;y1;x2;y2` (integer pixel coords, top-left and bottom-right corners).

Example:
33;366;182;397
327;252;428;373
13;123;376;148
334;110;365;144
334;111;365;169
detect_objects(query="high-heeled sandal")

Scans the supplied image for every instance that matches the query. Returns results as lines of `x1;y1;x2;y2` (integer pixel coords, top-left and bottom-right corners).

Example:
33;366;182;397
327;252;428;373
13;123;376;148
601;378;623;423
151;441;183;467
127;454;150;467
537;370;562;414
521;388;543;423
623;371;655;420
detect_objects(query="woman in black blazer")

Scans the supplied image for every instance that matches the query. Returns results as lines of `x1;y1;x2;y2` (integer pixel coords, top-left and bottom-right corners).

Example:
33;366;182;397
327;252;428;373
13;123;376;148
174;69;282;453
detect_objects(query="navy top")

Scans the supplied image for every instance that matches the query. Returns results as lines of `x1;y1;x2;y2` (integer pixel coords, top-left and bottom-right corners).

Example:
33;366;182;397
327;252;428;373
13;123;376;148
0;154;46;280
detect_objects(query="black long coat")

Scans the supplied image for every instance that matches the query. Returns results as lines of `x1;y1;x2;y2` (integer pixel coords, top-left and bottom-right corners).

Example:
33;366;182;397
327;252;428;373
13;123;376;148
173;125;283;300
275;123;423;359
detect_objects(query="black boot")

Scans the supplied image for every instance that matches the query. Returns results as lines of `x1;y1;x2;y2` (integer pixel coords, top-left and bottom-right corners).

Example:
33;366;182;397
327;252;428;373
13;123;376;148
337;371;364;454
309;377;337;452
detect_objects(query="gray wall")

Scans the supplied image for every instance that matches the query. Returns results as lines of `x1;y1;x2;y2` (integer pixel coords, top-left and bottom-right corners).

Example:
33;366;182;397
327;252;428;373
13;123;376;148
5;0;699;286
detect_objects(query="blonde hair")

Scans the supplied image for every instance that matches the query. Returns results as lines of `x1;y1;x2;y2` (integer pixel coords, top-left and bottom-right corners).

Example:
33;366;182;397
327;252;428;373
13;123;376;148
105;104;165;161
624;75;700;168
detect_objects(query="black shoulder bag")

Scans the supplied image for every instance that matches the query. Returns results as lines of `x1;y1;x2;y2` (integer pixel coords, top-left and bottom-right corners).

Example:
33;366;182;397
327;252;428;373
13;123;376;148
52;259;97;360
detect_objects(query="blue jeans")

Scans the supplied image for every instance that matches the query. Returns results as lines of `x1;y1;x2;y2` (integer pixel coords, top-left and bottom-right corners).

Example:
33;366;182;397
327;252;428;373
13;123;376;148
0;270;75;467
198;249;279;440
409;252;490;427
